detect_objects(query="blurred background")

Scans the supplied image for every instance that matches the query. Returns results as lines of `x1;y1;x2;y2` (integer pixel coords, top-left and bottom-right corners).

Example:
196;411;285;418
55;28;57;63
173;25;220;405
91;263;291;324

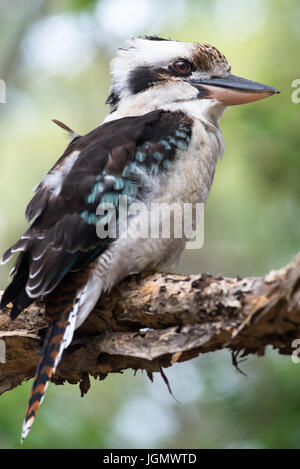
0;0;300;449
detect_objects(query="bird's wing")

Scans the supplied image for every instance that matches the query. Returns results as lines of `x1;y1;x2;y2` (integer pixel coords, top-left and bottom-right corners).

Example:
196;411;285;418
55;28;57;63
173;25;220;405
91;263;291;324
1;109;192;317
1;109;193;442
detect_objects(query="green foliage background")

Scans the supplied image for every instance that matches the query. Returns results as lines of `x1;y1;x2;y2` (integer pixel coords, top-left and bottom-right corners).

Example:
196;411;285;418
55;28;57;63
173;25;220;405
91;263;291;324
0;0;299;449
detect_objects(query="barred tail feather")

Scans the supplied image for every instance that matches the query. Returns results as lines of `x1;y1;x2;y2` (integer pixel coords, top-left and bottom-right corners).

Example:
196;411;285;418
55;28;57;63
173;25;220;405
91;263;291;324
21;302;79;442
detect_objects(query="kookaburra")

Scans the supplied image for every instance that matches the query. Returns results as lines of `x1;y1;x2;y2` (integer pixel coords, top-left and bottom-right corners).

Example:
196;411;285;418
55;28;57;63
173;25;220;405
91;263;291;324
0;36;279;441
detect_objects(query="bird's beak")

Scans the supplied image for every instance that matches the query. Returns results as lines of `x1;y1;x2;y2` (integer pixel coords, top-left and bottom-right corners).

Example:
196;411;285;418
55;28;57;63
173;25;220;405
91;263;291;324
189;74;280;105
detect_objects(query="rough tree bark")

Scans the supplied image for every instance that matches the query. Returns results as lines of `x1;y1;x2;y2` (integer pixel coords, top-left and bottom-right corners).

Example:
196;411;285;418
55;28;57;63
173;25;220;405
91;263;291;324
1;253;300;396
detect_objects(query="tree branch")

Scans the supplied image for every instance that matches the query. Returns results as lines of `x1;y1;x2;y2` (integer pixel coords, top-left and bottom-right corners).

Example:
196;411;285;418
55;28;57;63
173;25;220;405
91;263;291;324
1;253;300;396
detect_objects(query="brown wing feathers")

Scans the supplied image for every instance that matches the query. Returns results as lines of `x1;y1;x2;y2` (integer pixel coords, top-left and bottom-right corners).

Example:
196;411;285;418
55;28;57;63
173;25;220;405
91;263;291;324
0;110;193;441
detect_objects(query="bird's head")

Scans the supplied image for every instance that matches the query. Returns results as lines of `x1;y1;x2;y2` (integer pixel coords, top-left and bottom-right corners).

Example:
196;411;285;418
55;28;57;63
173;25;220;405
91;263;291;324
106;37;279;123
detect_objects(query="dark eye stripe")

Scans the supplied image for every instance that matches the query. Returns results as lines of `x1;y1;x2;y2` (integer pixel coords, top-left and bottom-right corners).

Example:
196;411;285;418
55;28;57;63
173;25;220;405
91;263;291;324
128;66;166;94
128;61;195;96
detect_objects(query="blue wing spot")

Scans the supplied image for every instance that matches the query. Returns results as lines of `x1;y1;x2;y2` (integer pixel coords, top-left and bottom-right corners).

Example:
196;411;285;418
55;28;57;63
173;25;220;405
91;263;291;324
100;192;120;206
129;161;139;173
175;130;187;139
80;210;99;225
87;182;104;204
81;210;89;222
162;160;171;170
113;177;125;190
153;151;163;161
168;136;177;145
135;151;147;162
176;140;187;150
129;161;147;175
89;213;99;224
122;162;147;177
122;165;130;177
160;139;172;151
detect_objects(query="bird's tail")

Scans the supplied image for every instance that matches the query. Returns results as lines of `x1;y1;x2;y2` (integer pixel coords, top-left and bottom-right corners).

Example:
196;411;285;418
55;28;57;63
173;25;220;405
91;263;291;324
21;302;78;442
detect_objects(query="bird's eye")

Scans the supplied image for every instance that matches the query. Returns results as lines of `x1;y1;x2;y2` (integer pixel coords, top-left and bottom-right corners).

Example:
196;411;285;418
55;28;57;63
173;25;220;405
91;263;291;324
172;60;191;75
